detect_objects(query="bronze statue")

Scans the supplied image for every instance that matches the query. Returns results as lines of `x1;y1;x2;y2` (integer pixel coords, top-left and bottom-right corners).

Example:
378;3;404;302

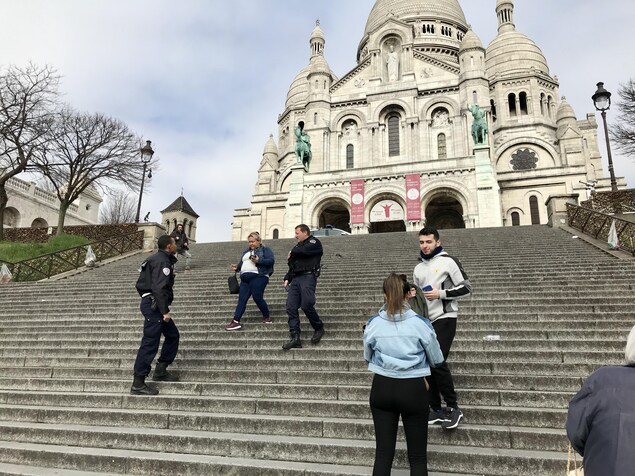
468;104;488;145
294;121;312;170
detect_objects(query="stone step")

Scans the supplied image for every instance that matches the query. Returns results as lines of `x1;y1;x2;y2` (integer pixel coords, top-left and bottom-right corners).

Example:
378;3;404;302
0;437;568;476
0;462;126;476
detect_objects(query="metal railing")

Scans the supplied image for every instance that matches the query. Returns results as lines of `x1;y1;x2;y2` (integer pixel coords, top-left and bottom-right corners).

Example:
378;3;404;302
567;203;635;255
1;230;144;282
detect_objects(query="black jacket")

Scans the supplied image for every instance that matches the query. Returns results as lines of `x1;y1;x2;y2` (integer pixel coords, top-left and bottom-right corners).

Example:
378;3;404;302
135;249;178;314
284;235;323;281
170;229;189;252
566;364;635;476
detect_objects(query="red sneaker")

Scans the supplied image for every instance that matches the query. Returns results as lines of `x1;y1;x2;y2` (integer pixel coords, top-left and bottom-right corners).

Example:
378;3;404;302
225;320;242;331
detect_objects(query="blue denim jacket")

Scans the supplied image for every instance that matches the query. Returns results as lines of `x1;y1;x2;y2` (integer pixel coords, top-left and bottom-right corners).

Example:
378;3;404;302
235;245;275;276
363;306;443;379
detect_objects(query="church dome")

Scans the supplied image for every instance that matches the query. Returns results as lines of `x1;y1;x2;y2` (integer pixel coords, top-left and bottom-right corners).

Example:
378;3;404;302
309;55;332;75
459;29;483;51
285;66;310;109
263;134;278;156
485;31;549;78
556;97;577;123
363;0;469;36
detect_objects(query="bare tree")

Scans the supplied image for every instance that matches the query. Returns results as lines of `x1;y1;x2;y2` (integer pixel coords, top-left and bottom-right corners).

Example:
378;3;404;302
37;108;150;235
99;189;137;224
0;64;59;240
611;79;635;158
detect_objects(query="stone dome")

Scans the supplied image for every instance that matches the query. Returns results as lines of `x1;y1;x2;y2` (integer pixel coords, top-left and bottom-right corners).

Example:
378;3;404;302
486;31;549;78
459;29;483;51
263;134;278;156
556;97;577;123
311;23;325;42
309;55;332;75
363;0;469;36
285;66;310;109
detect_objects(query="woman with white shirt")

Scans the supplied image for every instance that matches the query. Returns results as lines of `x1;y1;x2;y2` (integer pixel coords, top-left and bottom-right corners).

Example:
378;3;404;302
226;232;275;330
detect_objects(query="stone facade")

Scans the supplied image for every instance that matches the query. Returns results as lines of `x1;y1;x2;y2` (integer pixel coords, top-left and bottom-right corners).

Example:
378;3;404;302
3;175;102;230
232;0;625;241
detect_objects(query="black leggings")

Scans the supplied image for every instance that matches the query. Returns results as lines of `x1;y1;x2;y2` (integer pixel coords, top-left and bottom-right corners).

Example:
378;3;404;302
369;374;430;476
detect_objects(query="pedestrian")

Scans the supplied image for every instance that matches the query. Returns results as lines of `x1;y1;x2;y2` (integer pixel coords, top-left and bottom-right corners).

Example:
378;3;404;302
364;272;444;476
226;231;275;330
282;224;324;350
130;234;180;396
566;324;635;476
170;223;192;270
413;227;472;430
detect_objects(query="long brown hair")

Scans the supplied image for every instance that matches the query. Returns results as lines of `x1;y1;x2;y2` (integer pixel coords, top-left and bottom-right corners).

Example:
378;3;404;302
383;272;410;317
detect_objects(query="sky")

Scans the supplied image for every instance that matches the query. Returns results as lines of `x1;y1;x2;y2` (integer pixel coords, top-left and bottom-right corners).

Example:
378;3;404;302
2;0;634;242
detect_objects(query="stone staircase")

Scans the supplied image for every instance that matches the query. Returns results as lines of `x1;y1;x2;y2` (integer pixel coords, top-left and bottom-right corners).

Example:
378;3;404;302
0;225;633;475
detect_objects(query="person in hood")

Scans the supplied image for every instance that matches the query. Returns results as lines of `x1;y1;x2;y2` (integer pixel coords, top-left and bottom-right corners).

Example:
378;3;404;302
413;227;472;430
364;272;443;476
566;324;635;476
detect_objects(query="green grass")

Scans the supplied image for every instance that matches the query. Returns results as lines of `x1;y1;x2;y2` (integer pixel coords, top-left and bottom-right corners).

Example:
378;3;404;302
0;234;91;263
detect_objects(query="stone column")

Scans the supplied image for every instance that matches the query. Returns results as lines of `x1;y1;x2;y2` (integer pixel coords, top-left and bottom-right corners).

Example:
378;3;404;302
284;164;307;233
137;222;168;251
473;145;503;227
546;194;580;228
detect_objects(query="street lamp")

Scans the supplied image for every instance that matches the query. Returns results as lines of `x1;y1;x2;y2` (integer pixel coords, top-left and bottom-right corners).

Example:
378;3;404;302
135;140;155;223
592;82;618;192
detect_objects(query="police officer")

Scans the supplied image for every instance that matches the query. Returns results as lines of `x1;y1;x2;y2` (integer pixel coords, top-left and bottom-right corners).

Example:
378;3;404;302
282;224;324;350
131;235;180;395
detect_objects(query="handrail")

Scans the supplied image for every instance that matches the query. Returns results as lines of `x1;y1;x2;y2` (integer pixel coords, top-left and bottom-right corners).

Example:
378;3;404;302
566;203;635;256
0;230;144;282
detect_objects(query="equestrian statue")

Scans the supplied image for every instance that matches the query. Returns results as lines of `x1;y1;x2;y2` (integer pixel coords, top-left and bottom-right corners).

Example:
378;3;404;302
468;104;488;145
294;121;312;170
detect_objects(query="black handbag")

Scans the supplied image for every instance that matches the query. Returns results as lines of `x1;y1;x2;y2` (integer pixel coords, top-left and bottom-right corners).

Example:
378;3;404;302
228;273;239;294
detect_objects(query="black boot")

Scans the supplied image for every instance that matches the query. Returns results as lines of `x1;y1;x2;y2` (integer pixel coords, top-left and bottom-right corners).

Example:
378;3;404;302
282;332;302;350
311;327;325;344
152;362;179;382
130;375;159;395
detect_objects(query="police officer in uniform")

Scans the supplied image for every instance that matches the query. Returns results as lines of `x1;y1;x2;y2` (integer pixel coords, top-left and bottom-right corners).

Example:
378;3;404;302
131;235;180;395
282;224;324;350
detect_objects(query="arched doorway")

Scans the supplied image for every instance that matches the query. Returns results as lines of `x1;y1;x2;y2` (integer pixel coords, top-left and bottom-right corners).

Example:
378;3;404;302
31;218;48;228
318;201;351;232
425;195;465;229
369;198;407;233
3;207;20;228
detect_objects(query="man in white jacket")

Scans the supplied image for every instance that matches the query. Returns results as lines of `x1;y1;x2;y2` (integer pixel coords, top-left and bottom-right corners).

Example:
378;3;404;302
413;227;472;430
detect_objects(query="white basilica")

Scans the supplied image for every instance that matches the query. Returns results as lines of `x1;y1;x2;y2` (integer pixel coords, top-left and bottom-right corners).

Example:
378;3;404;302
232;0;623;240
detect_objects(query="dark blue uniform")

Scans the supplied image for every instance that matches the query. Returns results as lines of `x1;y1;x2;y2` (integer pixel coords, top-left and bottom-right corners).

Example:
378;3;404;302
284;235;323;334
133;249;180;377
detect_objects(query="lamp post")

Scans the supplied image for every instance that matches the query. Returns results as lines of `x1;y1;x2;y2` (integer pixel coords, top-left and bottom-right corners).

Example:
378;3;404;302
135;140;155;223
592;82;618;192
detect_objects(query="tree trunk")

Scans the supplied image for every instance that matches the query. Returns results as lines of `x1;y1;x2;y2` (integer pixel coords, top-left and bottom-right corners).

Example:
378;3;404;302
0;184;8;242
56;201;70;236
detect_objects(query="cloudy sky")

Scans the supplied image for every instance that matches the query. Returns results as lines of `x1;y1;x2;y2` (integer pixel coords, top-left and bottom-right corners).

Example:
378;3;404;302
2;0;634;242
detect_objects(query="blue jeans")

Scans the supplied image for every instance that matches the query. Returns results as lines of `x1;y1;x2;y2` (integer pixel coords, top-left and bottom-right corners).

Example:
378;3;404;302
133;297;180;377
233;273;270;321
286;273;323;334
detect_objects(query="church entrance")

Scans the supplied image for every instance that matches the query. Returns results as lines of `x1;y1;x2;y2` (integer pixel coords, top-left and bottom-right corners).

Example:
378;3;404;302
318;203;351;232
425;196;465;229
368;198;406;234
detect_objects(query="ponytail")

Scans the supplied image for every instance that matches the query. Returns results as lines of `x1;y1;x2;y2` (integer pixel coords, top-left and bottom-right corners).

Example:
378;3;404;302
383;272;410;317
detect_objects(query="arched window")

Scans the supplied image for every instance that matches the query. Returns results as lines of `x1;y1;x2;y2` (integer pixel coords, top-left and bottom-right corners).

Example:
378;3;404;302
437;133;447;160
490;99;497;122
519;92;528;115
273;229;279;239
529;196;540;225
511;212;520;226
188;222;193;235
314;112;318;125
508;93;517;117
388;114;400;156
547;96;553;118
472;91;478;103
346;144;354;169
540;93;546;116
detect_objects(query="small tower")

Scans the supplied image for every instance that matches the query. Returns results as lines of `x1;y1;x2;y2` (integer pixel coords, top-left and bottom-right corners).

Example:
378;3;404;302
160;194;200;242
458;28;489;112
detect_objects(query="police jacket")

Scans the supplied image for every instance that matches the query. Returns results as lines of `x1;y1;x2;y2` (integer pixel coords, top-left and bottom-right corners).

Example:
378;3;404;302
284;235;323;281
135;249;177;315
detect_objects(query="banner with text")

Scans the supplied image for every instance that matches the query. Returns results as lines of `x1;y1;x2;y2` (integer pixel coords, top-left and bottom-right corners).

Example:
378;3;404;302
405;173;422;221
350;179;365;224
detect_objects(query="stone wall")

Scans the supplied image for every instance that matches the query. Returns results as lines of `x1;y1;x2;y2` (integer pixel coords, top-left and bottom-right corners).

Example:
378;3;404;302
5;224;139;243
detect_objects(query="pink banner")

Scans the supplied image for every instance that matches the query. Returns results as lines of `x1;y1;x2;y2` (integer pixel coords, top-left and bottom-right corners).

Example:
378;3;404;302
350;179;365;224
405;174;421;221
